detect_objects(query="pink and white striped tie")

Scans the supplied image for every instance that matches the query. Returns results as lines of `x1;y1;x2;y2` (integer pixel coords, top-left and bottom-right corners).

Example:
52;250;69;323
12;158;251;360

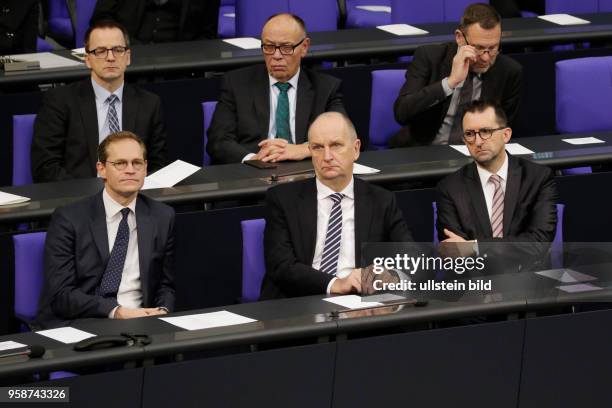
490;174;504;238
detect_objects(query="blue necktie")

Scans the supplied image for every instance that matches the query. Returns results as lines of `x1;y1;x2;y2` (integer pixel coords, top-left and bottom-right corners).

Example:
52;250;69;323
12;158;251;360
106;94;120;135
274;82;292;143
320;193;344;275
98;208;130;297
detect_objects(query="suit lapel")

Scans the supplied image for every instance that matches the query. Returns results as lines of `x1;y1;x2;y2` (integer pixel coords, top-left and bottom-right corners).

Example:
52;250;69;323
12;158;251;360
503;154;521;235
297;179;318;264
90;192;110;268
136;195;154;306
253;66;271;139
178;0;190;38
465;164;493;237
354;179;373;266
295;69;314;144
78;80;101;170
121;84;137;133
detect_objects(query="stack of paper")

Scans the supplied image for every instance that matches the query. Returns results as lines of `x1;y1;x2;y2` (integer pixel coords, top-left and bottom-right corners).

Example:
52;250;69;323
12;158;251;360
36;327;95;344
222;38;262;50
377;24;429;36
142;160;201;190
0;191;30;206
160;310;257;331
538;14;590;25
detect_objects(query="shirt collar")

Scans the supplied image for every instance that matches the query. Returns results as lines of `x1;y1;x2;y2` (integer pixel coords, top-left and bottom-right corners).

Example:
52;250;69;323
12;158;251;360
91;78;124;104
476;151;509;186
316;177;355;201
268;67;300;90
102;188;137;218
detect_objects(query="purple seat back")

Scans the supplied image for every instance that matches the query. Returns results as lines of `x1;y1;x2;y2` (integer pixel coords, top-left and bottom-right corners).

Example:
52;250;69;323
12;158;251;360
47;0;74;41
369;69;406;149
392;0;486;24
599;0;612;12
201;101;218;166
218;5;236;38
545;0;598;14
74;0;97;48
241;218;266;302
12;114;36;186
235;0;338;37
13;232;47;323
345;0;392;28
556;57;612;133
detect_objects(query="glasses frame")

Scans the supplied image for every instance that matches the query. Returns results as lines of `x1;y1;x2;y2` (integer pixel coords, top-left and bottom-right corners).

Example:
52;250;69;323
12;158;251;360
261;37;306;56
463;127;507;143
105;159;146;171
458;29;501;57
86;46;130;59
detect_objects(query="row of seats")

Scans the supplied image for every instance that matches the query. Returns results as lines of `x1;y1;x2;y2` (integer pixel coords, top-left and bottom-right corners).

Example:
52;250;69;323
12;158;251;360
12;55;612;185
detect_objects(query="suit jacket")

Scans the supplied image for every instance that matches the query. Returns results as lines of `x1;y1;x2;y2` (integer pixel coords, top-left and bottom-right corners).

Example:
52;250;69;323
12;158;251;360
392;42;523;147
37;191;175;329
91;0;219;42
261;177;414;299
0;0;38;55
436;154;558;270
31;79;167;183
207;64;346;164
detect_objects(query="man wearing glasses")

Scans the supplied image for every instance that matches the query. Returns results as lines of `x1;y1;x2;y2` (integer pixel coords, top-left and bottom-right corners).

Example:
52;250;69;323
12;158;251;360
32;20;167;183
435;100;557;264
207;13;346;164
392;3;522;147
38;131;175;329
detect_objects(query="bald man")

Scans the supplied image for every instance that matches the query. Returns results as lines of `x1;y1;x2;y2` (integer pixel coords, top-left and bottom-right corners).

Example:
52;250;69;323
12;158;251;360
261;112;413;299
207;13;346;164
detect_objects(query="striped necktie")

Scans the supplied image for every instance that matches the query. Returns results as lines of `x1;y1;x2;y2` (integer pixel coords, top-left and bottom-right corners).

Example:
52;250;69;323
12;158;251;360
106;94;120;135
274;82;292;143
97;208;130;297
320;193;344;275
490;174;504;238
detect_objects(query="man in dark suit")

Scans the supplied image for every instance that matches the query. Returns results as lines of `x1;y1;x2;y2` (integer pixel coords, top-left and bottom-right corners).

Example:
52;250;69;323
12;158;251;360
207;13;345;164
37;131;175;329
436;100;558;270
261;112;413;299
31;19;166;183
91;0;220;43
392;3;522;147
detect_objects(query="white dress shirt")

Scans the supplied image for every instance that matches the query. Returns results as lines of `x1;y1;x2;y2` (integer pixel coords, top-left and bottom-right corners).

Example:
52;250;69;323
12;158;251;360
475;152;509;220
103;189;142;317
91;79;124;143
242;68;300;162
311;177;356;294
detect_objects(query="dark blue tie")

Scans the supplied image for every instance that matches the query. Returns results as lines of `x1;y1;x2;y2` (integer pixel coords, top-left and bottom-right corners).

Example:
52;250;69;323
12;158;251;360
320;193;344;275
98;208;130;297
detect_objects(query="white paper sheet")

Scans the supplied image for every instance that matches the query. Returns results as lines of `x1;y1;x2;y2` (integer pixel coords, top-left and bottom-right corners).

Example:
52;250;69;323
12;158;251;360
377;24;429;36
505;143;534;155
557;283;602;293
8;52;82;69
562;137;605;145
450;144;470;156
159;310;257;331
223;13;236;18
36;327;95;344
353;162;380;174
0;341;27;352
356;5;391;13
538;14;590;26
142;159;200;190
0;191;30;206
323;295;383;310
222;37;262;50
536;268;597;283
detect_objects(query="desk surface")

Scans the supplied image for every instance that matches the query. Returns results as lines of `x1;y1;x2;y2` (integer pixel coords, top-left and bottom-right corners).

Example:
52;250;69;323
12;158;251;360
2;13;611;86
1;132;612;224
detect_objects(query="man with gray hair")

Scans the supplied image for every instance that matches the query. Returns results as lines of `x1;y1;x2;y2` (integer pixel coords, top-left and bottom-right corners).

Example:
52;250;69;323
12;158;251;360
260;112;413;299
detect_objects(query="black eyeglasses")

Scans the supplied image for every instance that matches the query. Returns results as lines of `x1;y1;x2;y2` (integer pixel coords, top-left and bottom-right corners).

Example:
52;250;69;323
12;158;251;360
87;46;129;59
105;159;146;171
458;30;501;57
463;127;506;143
261;38;306;55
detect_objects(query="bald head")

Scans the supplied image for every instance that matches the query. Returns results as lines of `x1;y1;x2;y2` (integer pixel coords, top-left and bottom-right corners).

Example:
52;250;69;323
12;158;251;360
262;13;306;39
261;13;310;82
308;112;357;142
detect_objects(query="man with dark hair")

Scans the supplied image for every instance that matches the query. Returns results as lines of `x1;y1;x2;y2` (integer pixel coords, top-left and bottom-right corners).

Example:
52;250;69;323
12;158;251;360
31;20;167;183
436;101;557;264
37;131;175;329
207;13;346;164
392;3;522;147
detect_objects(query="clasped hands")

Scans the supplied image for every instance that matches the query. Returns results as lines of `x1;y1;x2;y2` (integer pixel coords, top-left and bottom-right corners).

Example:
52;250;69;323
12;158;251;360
253;139;310;163
330;265;400;296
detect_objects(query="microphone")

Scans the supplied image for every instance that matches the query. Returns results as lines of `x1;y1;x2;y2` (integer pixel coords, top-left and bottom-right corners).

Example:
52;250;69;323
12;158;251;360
0;344;46;360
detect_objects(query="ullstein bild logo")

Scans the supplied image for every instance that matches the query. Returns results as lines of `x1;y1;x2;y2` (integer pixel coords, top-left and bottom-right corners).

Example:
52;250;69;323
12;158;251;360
372;254;486;275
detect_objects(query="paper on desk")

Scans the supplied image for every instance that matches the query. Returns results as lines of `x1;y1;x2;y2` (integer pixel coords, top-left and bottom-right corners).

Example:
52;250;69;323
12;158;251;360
356;5;391;13
450;144;470;156
159;310;257;331
142;159;200;190
377;24;429;36
323;295;383;310
353;162;380;174
0;191;30;206
557;283;602;293
36;327;95;344
71;47;86;61
9;52;82;69
562;137;605;145
536;268;597;283
0;341;27;352
538;14;590;26
223;37;262;49
451;143;533;156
